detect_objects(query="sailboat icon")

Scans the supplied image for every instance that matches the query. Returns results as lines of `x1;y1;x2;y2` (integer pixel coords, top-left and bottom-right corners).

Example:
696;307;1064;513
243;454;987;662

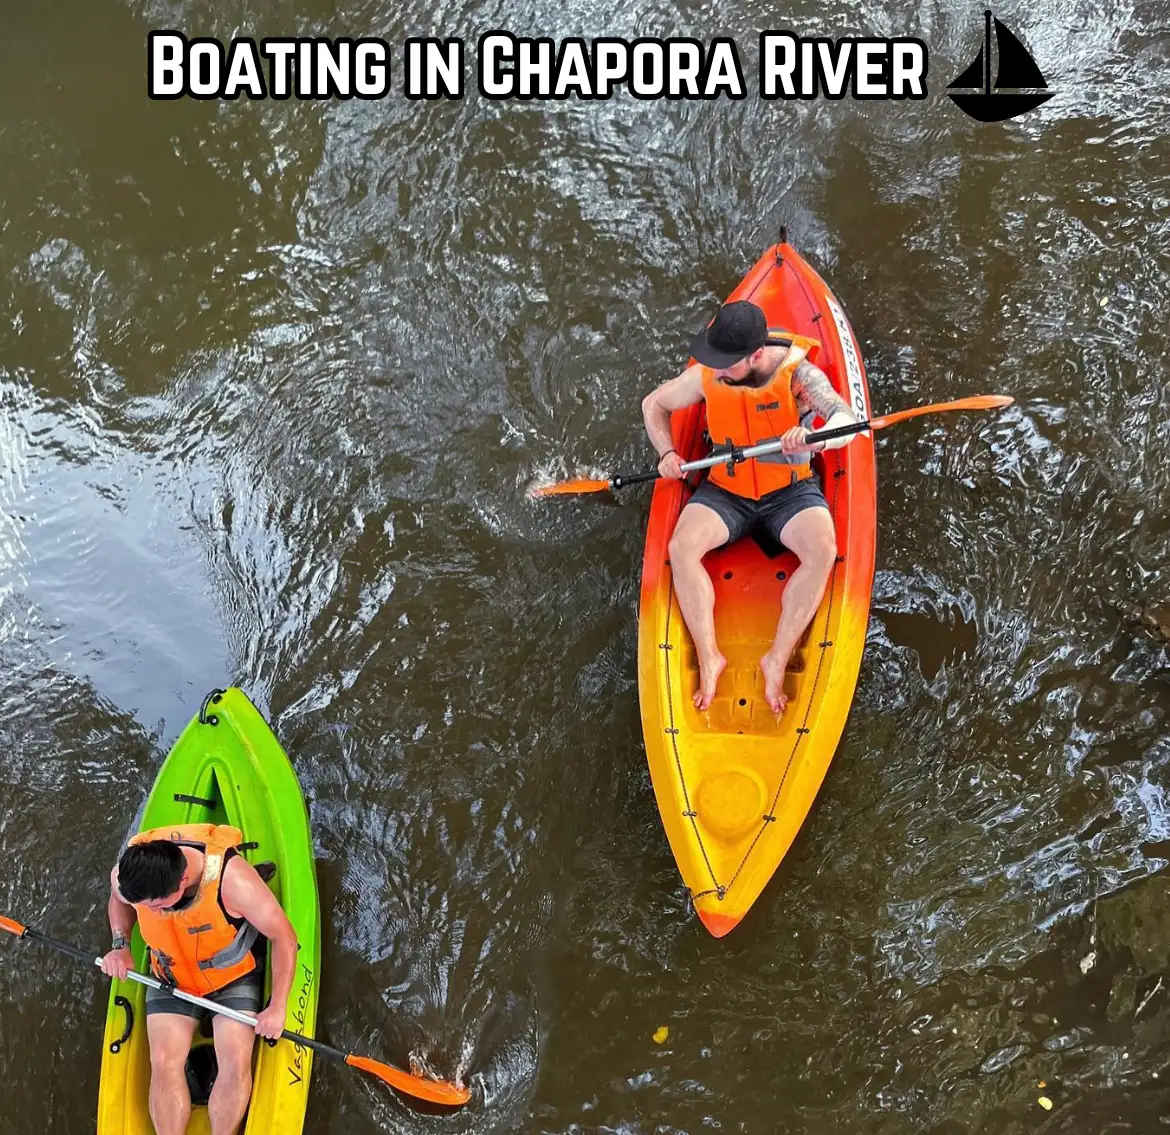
948;9;1055;122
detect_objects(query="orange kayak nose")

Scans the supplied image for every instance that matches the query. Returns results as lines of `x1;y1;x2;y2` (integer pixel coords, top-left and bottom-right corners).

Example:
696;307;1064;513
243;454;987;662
695;907;741;939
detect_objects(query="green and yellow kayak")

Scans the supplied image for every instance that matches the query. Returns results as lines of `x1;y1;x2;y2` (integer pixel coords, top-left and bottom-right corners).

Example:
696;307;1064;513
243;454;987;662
97;687;320;1134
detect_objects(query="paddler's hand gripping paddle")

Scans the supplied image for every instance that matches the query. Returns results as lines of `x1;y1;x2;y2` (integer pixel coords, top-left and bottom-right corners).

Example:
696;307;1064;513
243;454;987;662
0;915;470;1107
530;394;1014;498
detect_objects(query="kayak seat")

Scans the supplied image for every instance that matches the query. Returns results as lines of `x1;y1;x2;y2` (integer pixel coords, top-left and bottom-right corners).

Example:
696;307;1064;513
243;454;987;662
750;525;786;559
250;862;278;964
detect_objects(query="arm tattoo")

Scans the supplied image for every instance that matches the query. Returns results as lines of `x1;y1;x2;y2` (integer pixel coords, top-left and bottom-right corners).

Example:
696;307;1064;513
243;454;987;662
792;360;852;424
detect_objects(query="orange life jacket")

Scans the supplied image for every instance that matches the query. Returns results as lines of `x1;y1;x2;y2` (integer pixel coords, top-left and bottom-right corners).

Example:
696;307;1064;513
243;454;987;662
128;823;258;995
701;333;822;500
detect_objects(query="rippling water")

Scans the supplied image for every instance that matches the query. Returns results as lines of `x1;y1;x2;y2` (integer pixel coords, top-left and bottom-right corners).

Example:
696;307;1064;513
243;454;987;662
1;0;1169;1131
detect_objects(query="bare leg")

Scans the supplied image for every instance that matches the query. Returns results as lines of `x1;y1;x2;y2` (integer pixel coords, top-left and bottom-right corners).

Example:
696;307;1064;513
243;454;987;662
668;502;732;710
147;1012;200;1135
208;1014;256;1135
761;506;837;714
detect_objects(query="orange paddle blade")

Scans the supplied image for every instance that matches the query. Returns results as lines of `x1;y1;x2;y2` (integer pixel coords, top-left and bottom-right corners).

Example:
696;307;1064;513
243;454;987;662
0;916;26;937
871;395;1013;431
344;1054;471;1106
528;477;612;498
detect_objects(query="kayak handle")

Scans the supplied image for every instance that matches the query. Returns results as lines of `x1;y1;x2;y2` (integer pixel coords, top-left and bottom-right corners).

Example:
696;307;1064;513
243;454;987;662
199;688;225;726
109;995;134;1054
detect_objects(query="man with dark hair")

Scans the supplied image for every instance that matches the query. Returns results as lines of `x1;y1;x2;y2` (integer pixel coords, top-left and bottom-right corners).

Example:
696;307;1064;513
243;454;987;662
641;300;859;713
101;824;298;1135
115;839;185;903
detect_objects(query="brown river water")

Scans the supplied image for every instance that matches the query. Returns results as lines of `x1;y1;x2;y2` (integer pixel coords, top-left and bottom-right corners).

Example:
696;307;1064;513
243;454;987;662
1;0;1169;1131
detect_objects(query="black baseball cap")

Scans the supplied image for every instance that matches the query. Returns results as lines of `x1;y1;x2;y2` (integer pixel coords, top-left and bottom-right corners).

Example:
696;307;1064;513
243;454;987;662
690;301;769;369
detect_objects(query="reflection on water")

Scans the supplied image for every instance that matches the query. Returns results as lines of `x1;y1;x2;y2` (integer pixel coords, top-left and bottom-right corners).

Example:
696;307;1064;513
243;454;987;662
0;0;1168;1131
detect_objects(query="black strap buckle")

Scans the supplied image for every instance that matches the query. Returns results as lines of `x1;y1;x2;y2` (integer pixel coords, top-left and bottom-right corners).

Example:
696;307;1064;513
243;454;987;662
714;439;744;476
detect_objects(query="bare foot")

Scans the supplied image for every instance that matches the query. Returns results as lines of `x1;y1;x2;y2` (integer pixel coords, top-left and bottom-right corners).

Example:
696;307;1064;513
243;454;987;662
693;652;727;710
760;650;789;714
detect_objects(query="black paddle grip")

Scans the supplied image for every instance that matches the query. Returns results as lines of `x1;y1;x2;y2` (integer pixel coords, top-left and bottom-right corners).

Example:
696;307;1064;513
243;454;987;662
26;928;100;966
610;469;662;491
806;418;872;446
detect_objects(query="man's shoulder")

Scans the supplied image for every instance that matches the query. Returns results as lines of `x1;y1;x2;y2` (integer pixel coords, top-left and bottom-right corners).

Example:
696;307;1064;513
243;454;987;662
219;853;267;914
222;852;258;883
792;358;827;382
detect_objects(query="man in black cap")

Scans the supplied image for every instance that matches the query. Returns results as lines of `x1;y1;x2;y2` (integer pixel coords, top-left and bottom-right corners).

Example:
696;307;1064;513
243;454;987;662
641;300;859;713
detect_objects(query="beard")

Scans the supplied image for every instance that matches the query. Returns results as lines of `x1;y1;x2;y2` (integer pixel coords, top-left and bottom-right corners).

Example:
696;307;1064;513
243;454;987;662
723;363;772;388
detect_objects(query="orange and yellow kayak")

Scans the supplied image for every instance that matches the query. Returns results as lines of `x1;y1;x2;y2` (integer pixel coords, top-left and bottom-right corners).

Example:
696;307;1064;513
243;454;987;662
637;240;877;937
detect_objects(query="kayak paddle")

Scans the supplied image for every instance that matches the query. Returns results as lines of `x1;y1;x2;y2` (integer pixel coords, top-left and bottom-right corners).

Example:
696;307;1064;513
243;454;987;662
530;394;1014;498
0;915;471;1107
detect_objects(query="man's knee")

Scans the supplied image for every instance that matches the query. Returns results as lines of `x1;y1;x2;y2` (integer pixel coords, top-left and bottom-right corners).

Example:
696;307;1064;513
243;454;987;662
218;1054;253;1087
796;524;837;576
670;518;725;562
214;1029;256;1085
150;1046;189;1078
668;527;700;562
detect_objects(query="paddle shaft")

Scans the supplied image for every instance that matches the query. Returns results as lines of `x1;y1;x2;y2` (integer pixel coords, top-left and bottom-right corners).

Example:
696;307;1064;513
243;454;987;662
3;917;470;1105
19;925;347;1065
610;417;869;490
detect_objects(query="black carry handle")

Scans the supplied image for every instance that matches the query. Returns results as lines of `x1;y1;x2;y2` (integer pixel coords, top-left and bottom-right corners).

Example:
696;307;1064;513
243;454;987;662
110;995;134;1053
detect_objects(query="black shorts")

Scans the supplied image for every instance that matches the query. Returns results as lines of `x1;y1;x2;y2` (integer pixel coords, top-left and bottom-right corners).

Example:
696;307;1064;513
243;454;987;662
145;971;263;1021
688;477;829;547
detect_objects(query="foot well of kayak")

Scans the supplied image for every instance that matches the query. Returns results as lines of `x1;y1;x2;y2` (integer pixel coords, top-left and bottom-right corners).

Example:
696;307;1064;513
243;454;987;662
186;1041;218;1106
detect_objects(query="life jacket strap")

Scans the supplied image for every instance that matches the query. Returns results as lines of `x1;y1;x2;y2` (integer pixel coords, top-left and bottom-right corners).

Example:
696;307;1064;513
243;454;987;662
151;949;179;989
199;922;261;970
719;439;741;477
